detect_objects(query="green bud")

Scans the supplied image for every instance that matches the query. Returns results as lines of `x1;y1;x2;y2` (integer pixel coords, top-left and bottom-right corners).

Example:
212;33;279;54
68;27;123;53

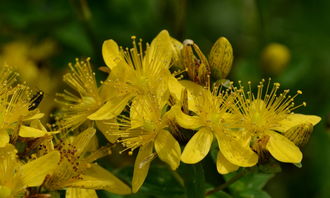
284;123;313;147
209;37;233;79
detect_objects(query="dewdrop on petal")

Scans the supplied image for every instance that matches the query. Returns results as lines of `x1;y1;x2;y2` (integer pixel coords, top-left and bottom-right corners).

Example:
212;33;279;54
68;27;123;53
261;43;290;75
209;37;233;79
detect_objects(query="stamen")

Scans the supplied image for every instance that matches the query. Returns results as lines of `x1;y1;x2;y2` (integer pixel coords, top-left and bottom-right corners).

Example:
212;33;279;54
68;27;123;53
232;79;306;133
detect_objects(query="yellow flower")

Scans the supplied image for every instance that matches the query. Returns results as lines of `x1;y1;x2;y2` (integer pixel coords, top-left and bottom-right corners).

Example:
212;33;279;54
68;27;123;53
43;127;131;195
0;80;45;147
0;144;60;198
55;58;121;143
110;95;181;193
230;79;321;165
0;40;59;114
56;58;102;130
88;30;174;121
173;80;251;174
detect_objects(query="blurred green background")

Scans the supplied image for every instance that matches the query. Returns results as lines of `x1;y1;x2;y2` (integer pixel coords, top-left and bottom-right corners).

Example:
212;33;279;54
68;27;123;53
0;0;329;197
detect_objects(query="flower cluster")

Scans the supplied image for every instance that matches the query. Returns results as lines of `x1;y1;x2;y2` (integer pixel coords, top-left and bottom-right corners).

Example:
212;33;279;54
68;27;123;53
0;30;321;197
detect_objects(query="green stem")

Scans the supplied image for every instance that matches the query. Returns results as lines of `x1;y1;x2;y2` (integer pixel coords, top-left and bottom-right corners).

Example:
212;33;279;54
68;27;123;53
205;168;252;196
179;163;205;198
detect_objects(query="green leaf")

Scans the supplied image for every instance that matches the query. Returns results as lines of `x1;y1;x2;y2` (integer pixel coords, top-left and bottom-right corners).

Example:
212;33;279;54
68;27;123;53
239;189;271;198
258;161;282;174
139;166;184;197
178;163;206;198
293;163;302;168
208;191;233;198
111;164;184;198
224;168;274;192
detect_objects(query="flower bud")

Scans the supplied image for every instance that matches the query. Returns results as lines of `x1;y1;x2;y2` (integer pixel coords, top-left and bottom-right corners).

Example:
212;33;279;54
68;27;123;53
209;37;233;79
261;43;290;75
284;123;313;147
181;39;210;86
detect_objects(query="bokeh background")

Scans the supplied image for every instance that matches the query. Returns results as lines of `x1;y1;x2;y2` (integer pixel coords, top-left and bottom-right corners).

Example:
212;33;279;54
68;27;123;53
0;0;329;197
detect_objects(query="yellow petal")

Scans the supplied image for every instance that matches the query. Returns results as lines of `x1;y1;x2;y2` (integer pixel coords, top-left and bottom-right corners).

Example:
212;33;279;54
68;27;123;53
108;60;136;82
143;30;172;71
180;80;209;112
72;127;96;156
216;150;239;174
66;188;98;198
20;151;60;187
181;128;213;164
0;185;11;198
30;120;47;131
155;72;171;108
154;130;181;170
68;164;131;195
23;113;44;121
174;106;203;130
130;96;152;129
171;37;183;67
273;114;321;132
99;61;136;101
168;79;207;113
19;125;58;138
88;94;133;120
0;129;9;147
132;142;153;193
168;75;185;101
216;132;258;167
266;130;302;163
102;39;123;69
95;120;118;143
84;133;99;152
